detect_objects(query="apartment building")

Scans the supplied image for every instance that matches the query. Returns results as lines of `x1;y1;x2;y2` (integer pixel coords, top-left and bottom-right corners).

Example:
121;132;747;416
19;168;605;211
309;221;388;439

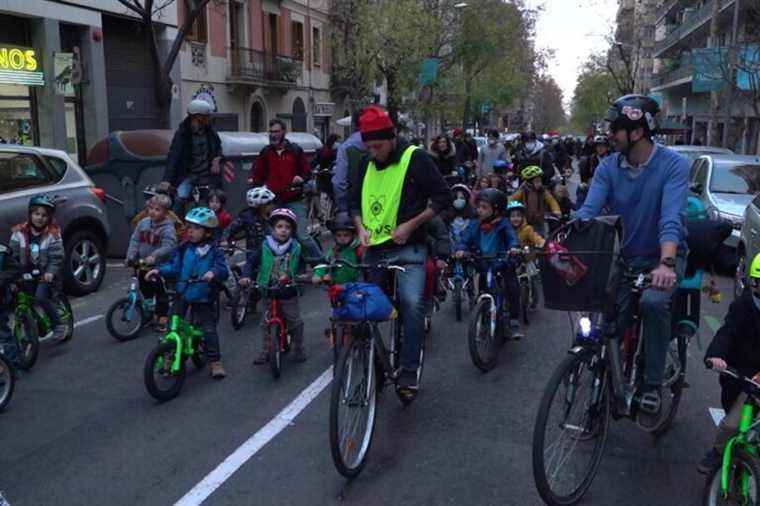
650;0;759;153
179;0;338;140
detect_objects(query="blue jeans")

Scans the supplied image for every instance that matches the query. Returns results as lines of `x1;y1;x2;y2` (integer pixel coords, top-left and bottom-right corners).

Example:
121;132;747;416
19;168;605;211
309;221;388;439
615;256;685;387
285;200;323;260
36;281;61;327
364;243;426;371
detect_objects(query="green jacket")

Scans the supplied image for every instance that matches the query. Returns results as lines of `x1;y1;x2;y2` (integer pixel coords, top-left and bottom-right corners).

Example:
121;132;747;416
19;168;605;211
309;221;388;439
256;238;302;288
314;238;363;284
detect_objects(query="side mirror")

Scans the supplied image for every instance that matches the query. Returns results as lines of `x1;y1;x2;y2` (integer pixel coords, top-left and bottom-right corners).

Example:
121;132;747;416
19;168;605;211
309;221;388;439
690;182;703;194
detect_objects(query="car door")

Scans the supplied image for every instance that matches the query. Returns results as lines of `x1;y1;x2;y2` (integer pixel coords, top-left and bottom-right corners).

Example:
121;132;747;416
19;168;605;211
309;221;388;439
0;151;60;245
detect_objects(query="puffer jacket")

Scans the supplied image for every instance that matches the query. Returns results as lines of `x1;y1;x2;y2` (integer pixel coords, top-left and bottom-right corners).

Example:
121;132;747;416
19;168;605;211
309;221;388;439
456;217;518;259
10;222;64;278
222;208;269;278
159;240;228;304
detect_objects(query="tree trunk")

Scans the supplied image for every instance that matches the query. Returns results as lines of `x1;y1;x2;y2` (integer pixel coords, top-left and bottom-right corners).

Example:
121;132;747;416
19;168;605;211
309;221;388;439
385;70;399;124
462;74;472;129
708;0;722;146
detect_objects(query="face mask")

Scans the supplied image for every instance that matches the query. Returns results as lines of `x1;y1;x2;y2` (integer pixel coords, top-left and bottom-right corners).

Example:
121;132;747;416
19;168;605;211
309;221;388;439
525;142;536;151
488;139;497;146
453;198;466;210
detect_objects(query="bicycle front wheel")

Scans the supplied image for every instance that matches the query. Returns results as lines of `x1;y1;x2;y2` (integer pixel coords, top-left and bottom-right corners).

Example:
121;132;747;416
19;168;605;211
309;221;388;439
703;448;760;506
144;341;186;402
453;279;463;322
106;297;144;341
532;352;610;505
329;333;377;478
0;353;15;412
230;288;249;330
468;299;498;372
649;330;689;435
269;322;282;380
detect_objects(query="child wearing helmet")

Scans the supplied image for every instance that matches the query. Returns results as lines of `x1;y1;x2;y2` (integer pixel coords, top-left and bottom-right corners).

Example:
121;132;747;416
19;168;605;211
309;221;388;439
312;215;363;285
125;193;177;332
147;207;229;379
454;188;524;339
510;165;561;235
254;208;306;364
223;186;276;285
9;195;67;341
507;201;545;250
699;252;760;474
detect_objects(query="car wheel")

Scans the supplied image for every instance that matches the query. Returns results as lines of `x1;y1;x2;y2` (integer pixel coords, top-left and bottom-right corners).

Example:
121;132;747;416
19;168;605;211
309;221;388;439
735;246;747;300
64;230;106;296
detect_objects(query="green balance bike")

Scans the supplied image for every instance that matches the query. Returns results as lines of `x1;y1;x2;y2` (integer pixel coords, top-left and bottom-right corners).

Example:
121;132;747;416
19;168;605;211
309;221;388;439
11;270;74;369
144;313;208;402
703;363;760;505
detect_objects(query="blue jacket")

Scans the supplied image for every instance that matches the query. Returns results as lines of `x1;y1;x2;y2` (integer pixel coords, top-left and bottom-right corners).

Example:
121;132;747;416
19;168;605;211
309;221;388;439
456;217;518;258
576;144;688;259
159;240;229;303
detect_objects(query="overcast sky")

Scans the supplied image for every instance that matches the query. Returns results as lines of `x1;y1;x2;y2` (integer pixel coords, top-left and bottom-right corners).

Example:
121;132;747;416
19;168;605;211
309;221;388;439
526;0;619;111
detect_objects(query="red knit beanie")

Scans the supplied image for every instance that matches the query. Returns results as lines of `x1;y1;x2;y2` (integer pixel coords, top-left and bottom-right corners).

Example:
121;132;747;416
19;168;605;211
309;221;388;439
359;106;395;142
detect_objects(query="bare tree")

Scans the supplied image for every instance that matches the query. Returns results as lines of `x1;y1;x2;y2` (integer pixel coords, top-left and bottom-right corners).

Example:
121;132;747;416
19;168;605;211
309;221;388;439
116;0;212;126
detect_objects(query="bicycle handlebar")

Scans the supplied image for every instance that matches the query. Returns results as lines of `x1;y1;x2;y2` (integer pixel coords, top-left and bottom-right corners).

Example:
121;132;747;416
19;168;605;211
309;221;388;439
705;361;760;392
312;257;423;273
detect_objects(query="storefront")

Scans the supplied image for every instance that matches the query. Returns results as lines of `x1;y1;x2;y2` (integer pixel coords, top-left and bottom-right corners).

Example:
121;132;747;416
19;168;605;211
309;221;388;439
0;17;42;146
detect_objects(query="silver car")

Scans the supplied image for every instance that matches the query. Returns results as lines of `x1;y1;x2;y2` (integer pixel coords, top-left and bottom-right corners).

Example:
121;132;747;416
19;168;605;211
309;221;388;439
671;144;733;164
0;145;110;295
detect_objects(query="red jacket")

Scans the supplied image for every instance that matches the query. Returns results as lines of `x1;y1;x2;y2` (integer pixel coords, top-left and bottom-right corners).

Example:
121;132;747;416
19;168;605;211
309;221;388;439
216;209;232;231
252;140;310;204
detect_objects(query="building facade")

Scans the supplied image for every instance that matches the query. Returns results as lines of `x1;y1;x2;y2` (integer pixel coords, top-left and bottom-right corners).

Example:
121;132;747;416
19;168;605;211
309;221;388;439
0;0;182;164
650;0;759;153
178;0;337;139
610;0;657;95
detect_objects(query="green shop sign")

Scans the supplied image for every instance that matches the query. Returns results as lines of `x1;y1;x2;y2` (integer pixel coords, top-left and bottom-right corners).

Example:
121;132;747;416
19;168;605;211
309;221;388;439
0;45;44;86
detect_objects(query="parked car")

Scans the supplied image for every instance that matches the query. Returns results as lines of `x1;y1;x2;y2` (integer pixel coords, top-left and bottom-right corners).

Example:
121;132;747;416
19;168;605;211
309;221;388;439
85;130;322;257
0;145;110;295
690;154;760;287
671;144;733;164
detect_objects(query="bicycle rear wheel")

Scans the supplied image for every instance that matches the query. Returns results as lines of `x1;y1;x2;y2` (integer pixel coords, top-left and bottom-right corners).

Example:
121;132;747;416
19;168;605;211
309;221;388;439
0;353;15;411
329;332;377;478
703;448;760;506
468;299;498;372
648;330;689;435
533;352;610;505
13;310;39;370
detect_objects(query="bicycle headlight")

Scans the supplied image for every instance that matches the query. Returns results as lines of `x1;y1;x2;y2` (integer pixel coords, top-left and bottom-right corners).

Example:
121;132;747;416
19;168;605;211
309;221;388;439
578;317;592;338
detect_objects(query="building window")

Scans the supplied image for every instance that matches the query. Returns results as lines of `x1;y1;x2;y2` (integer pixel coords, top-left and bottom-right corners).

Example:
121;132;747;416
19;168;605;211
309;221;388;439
185;2;208;43
292;21;304;61
292;97;307;132
0;83;36;147
312;26;321;67
268;13;279;54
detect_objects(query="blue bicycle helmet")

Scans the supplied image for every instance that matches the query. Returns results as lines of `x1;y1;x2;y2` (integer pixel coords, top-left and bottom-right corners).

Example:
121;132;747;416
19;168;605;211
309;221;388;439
493;160;509;171
185;207;219;229
507;200;525;213
29;194;56;213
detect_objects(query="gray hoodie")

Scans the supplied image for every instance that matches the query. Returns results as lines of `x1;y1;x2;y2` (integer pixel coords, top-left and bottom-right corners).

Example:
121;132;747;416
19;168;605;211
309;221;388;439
126;217;177;262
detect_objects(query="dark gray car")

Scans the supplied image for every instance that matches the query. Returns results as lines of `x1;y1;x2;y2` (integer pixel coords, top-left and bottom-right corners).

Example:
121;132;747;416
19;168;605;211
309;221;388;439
0;146;110;295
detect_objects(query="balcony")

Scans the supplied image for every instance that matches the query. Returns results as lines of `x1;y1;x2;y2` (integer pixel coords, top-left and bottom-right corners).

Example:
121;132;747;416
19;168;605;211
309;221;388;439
654;0;735;57
651;62;694;90
227;47;303;88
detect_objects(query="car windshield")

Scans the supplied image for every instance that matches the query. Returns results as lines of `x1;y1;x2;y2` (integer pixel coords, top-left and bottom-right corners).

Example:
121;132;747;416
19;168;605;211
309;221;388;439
710;162;760;194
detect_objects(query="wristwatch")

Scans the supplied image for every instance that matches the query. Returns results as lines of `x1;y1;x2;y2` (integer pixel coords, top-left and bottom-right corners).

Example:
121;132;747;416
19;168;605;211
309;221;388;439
660;257;676;269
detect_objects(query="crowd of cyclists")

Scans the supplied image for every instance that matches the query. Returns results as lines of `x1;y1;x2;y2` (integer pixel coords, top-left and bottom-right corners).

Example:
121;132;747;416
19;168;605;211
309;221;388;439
3;93;760;503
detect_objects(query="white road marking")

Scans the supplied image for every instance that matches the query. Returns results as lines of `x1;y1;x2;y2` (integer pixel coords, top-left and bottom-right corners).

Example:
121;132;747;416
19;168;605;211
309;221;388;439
106;263;128;268
74;315;104;328
174;367;333;506
709;407;726;427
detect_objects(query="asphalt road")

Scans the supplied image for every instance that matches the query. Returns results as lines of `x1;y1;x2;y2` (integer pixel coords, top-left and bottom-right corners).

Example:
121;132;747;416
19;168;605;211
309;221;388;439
0;255;735;506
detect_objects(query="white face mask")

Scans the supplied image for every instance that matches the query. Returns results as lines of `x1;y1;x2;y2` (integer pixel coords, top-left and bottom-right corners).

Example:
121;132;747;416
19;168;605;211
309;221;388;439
453;198;466;210
525;142;536;151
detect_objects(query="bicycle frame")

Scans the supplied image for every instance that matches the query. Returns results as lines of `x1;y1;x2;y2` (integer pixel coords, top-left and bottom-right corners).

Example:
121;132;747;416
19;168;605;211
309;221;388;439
15;290;52;334
477;267;505;337
266;298;288;352
162;314;203;374
721;402;759;497
447;258;472;292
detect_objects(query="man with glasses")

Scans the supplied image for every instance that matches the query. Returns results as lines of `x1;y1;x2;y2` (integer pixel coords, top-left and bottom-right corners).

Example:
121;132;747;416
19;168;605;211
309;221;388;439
576;94;689;417
349;106;451;400
252;118;322;259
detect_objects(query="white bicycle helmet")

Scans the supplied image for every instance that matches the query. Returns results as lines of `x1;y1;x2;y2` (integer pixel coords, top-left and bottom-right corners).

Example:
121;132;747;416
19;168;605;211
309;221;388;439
187;99;213;116
246;186;276;208
269;208;297;231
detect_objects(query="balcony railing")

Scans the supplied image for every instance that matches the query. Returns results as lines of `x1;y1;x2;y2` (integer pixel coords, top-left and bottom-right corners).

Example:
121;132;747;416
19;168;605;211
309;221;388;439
227;47;303;85
651;62;694;88
654;0;734;56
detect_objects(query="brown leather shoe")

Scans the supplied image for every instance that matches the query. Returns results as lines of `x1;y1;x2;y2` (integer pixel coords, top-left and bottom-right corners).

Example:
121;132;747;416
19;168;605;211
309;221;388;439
209;361;227;379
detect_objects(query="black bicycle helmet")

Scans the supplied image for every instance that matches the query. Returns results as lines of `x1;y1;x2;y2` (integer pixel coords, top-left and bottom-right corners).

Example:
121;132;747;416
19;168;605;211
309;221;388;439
475;188;508;213
331;214;356;233
605;94;660;135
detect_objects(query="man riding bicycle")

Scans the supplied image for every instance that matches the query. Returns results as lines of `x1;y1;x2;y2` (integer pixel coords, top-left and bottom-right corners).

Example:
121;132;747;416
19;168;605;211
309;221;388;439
161;99;225;216
348;105;451;400
576;94;689;414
